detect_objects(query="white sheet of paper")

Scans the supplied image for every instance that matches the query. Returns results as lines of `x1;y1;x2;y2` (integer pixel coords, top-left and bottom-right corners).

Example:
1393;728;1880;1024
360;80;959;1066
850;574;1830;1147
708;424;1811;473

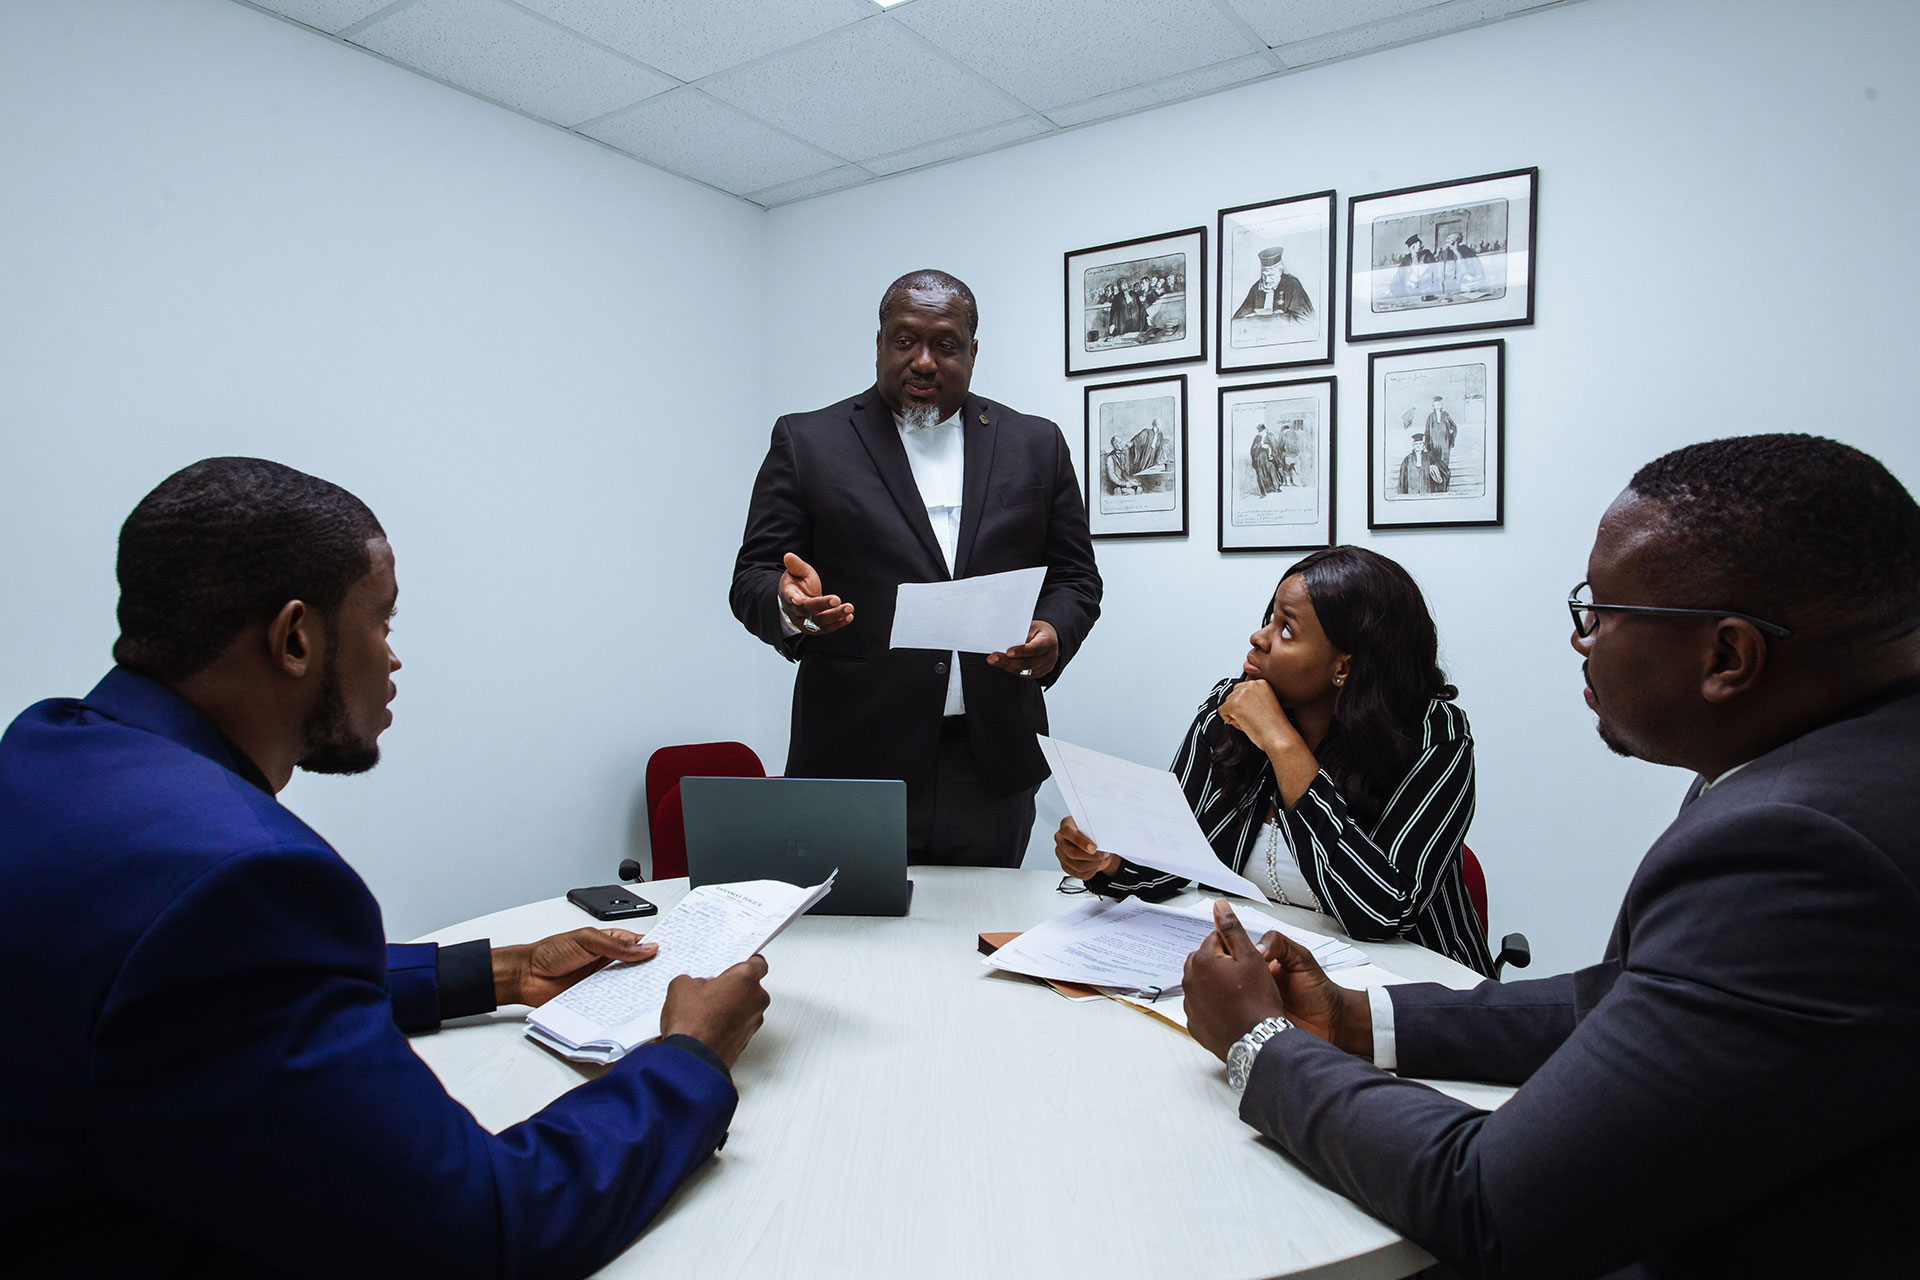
889;566;1045;654
982;897;1214;993
1037;735;1268;901
1170;899;1367;973
526;874;834;1063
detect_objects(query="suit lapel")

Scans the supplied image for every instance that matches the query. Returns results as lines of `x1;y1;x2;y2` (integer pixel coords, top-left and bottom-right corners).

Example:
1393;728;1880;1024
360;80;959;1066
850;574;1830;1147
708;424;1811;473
848;389;948;575
953;394;998;579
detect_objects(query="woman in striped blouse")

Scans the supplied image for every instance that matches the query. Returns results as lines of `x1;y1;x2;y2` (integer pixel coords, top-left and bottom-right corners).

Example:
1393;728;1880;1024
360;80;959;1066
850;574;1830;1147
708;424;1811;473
1055;545;1492;976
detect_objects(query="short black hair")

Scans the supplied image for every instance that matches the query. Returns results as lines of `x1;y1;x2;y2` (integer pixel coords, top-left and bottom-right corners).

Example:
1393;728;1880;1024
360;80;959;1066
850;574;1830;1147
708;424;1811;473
113;457;386;681
879;269;979;339
1628;434;1920;648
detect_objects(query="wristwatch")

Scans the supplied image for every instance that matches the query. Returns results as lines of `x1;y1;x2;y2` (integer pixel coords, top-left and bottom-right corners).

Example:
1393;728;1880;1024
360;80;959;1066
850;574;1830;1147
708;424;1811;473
1226;1015;1293;1092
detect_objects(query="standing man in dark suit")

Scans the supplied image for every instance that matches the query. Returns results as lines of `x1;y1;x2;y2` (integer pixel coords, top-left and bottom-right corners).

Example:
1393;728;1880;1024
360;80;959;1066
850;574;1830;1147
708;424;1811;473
1180;433;1920;1278
730;270;1102;867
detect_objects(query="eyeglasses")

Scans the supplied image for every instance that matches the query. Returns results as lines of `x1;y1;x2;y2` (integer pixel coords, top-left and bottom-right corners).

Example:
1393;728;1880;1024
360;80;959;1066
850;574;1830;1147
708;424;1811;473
1567;580;1793;640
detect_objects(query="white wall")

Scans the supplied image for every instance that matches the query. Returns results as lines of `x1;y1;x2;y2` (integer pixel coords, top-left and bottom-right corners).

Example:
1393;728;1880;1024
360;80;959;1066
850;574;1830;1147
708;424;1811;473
762;0;1920;974
0;0;772;938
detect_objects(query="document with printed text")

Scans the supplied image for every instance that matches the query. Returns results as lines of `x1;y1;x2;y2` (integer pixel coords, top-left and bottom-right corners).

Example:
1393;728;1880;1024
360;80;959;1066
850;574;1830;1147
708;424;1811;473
526;874;835;1064
982;896;1365;995
889;566;1046;654
1037;735;1268;901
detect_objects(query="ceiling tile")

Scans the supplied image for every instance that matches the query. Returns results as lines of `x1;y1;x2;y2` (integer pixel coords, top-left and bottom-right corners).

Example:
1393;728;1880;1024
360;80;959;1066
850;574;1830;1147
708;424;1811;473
1045;53;1275;128
350;0;675;127
700;17;1028;160
583;87;843;196
862;116;1054;177
891;0;1258;112
1224;0;1448;47
747;164;875;208
515;0;871;81
1276;0;1569;67
253;0;396;35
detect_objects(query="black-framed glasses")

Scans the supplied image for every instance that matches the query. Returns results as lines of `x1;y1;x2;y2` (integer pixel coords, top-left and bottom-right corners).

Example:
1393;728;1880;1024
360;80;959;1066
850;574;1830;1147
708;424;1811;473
1568;580;1793;640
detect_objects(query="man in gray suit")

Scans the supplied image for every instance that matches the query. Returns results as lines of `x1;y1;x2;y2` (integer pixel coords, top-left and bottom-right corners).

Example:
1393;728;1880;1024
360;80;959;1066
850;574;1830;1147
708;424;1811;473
1182;433;1920;1278
730;270;1101;867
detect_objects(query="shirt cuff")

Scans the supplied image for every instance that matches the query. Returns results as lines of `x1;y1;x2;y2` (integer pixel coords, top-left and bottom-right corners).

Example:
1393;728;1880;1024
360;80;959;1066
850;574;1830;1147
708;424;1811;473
1368;986;1399;1071
436;938;498;1022
661;1033;731;1081
777;601;801;636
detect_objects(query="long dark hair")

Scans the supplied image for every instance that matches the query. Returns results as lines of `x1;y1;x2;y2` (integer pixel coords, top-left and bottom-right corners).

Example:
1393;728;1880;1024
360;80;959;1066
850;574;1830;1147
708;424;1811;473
1210;546;1456;828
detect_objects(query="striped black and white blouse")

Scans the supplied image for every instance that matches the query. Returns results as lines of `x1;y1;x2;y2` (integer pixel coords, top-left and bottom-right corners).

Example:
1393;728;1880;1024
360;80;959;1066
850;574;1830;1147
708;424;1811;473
1089;677;1493;977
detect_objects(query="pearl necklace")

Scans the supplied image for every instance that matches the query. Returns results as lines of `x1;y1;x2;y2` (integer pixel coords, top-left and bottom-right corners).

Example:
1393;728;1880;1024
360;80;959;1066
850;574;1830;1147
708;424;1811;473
1261;808;1291;906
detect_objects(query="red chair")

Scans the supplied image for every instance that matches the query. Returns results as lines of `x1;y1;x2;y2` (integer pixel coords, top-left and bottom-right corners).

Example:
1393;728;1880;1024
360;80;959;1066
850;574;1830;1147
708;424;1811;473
631;742;766;882
1460;844;1531;978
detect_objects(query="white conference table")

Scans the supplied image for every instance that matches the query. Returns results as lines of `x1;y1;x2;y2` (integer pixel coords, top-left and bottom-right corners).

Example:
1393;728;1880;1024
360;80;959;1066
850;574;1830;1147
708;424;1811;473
411;867;1512;1280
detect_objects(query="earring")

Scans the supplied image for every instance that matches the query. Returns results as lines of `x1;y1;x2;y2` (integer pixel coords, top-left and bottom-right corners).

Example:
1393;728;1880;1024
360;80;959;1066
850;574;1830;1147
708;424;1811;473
1333;676;1345;687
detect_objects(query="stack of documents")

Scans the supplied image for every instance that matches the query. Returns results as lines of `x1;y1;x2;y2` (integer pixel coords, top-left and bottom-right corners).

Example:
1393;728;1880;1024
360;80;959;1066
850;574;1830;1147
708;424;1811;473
982;896;1364;997
526;874;834;1064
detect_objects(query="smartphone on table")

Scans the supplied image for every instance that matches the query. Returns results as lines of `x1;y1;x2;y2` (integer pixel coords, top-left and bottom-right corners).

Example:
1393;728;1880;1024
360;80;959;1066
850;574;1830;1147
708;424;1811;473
566;885;659;921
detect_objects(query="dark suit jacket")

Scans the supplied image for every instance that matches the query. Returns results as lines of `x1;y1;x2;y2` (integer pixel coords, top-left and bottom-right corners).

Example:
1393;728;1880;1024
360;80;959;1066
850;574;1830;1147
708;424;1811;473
730;386;1102;797
1239;676;1920;1279
0;668;738;1277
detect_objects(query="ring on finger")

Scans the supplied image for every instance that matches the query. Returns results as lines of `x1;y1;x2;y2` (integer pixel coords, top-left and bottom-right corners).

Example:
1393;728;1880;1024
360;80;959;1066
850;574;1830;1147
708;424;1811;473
801;616;821;633
1019;667;1033;677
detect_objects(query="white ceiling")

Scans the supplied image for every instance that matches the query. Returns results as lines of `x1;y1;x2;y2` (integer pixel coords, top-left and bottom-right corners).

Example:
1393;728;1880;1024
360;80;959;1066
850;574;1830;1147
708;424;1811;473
241;0;1583;207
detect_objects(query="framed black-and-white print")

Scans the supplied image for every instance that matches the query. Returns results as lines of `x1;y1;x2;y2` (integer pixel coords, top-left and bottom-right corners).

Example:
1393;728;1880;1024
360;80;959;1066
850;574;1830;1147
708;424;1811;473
1346;168;1536;343
1217;190;1335;374
1217;376;1336;553
1064;226;1206;376
1084;375;1187;539
1367;340;1503;529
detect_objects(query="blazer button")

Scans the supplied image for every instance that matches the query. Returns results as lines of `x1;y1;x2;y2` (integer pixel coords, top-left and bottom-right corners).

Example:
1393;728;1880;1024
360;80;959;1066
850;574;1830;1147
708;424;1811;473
934;661;949;675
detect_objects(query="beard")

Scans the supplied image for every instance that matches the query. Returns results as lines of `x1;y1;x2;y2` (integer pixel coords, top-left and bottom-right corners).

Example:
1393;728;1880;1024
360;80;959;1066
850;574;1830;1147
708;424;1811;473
1584;661;1635;758
297;650;381;776
899;402;942;432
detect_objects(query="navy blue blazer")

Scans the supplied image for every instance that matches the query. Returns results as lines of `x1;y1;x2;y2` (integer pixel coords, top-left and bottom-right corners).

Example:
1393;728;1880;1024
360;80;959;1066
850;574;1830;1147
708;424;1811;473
0;668;738;1277
1238;677;1920;1278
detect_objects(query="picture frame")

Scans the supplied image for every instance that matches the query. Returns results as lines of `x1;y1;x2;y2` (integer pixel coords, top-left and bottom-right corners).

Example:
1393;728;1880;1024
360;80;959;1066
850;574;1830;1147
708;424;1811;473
1367;340;1504;530
1217;376;1336;553
1345;167;1537;343
1064;226;1207;376
1216;190;1335;374
1084;374;1188;539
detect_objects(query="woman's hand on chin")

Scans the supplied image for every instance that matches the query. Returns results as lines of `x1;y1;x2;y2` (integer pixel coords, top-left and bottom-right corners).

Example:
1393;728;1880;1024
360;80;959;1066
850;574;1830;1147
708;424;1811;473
1218;679;1303;755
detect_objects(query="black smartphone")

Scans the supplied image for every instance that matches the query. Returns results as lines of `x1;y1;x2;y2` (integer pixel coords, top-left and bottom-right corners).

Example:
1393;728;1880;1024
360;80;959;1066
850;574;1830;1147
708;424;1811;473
566;885;659;921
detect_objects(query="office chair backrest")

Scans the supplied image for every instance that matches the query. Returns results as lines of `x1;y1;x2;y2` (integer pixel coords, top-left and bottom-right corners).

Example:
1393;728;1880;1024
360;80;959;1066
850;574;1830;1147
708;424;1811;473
643;741;766;881
1460;843;1490;934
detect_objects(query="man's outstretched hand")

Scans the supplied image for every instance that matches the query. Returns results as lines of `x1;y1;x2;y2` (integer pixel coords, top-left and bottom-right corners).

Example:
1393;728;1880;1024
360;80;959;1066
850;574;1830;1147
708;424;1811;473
779;553;854;635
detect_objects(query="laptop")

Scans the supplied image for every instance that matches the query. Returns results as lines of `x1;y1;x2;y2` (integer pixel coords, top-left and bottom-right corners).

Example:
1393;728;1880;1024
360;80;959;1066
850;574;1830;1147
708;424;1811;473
678;776;913;916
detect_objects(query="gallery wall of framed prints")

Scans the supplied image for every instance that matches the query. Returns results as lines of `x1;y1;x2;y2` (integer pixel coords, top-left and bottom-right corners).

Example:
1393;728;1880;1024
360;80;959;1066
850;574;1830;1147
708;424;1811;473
1060;168;1534;550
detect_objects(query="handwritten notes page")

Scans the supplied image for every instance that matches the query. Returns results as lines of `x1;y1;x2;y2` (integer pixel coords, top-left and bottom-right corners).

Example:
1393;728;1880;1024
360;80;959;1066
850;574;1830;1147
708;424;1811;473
526;875;834;1064
1037;735;1268;901
890;566;1046;654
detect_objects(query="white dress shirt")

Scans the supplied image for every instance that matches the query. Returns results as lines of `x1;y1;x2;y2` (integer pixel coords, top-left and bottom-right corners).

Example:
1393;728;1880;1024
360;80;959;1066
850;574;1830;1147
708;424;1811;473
895;408;966;716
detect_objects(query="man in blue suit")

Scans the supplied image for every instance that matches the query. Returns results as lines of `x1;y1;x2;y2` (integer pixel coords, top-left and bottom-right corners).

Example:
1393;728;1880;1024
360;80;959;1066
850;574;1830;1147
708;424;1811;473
1180;433;1920;1278
0;457;772;1276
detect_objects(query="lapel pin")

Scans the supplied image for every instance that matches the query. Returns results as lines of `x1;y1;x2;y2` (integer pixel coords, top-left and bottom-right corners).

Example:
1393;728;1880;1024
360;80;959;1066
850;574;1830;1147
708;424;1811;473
979;413;988;424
